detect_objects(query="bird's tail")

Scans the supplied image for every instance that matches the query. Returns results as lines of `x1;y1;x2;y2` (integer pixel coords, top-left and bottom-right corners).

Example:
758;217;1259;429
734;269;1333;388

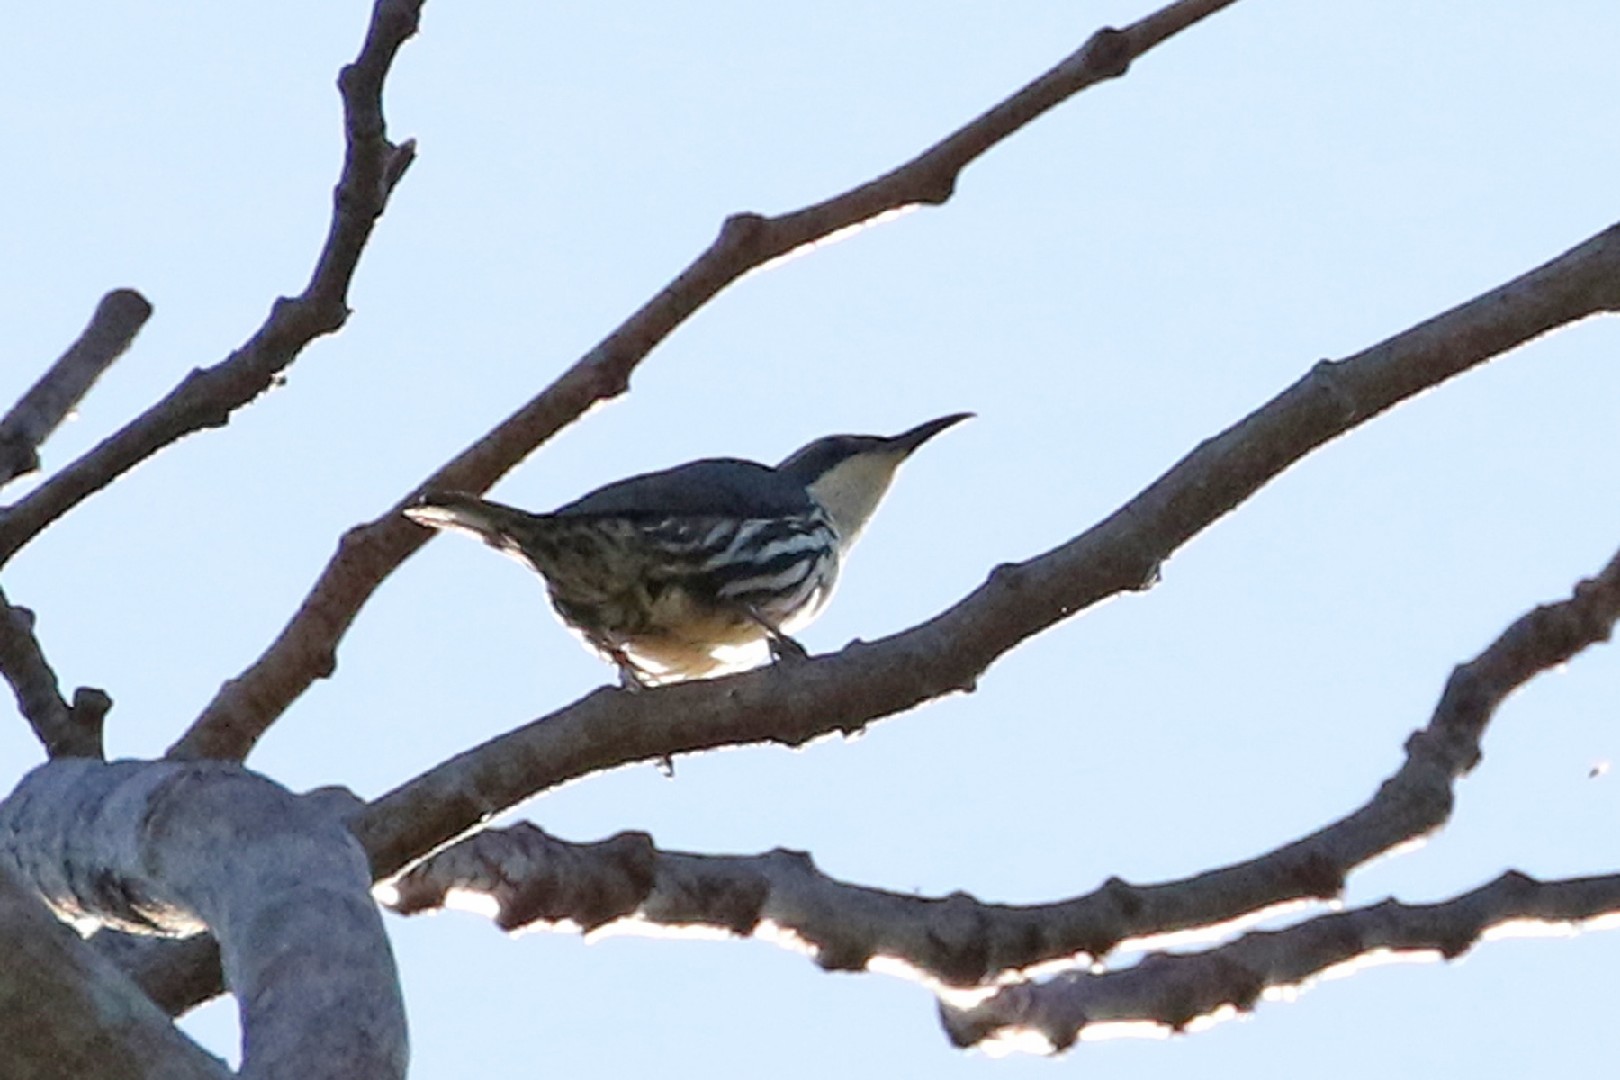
403;491;543;551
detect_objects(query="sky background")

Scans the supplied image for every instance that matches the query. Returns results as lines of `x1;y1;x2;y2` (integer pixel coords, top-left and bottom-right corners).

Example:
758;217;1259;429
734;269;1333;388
4;1;1620;1076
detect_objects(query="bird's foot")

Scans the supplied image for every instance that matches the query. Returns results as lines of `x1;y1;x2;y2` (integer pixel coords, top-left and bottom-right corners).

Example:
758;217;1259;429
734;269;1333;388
768;633;810;665
609;644;655;691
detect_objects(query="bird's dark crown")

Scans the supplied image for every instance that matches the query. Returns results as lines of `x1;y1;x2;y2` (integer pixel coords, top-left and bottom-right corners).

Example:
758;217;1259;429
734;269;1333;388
777;413;971;484
776;435;890;485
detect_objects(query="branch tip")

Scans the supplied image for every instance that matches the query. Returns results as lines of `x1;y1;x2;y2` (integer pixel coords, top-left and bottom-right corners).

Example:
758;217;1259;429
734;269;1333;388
0;287;154;487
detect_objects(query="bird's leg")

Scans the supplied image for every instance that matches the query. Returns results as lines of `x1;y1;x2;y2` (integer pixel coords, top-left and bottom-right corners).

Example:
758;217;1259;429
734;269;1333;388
600;640;652;691
742;606;809;665
767;633;809;663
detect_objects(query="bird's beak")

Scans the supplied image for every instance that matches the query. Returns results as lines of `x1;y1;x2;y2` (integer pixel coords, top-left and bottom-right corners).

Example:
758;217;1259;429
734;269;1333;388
887;412;973;456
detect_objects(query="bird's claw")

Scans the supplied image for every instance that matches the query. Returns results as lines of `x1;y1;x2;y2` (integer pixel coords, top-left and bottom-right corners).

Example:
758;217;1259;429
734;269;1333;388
768;634;810;665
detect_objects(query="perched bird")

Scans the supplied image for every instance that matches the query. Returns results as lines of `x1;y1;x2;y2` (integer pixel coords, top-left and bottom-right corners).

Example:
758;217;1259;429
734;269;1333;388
404;413;970;688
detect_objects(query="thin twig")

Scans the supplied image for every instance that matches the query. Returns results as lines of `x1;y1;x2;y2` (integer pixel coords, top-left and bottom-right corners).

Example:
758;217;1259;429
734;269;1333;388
0;290;152;488
168;0;1243;762
0;590;71;753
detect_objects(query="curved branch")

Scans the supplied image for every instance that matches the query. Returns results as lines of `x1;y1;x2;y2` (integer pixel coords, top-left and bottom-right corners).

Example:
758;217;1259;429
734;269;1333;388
353;221;1620;881
939;870;1620;1052
0;0;422;569
0;864;229;1080
89;931;223;1020
167;0;1242;763
0;289;152;488
0;760;406;1079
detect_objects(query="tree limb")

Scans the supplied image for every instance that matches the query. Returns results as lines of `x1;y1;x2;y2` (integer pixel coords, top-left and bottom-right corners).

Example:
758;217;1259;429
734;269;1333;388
0;289;152;489
0;0;422;569
0;863;229;1080
90;930;224;1020
938;870;1620;1052
167;0;1244;763
0;760;406;1080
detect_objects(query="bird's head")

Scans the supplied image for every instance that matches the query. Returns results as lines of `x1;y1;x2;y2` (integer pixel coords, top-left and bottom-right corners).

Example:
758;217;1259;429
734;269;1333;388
777;413;971;544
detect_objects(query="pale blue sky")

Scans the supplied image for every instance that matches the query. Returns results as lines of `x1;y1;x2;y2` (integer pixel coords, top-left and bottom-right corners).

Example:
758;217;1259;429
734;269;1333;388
4;2;1619;1076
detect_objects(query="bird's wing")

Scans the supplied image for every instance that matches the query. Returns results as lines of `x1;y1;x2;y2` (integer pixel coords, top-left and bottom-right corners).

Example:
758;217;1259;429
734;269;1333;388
553;458;816;520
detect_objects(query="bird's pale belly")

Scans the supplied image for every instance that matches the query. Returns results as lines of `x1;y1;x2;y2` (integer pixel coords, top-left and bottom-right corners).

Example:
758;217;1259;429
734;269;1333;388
548;591;750;683
549;569;834;685
527;515;837;684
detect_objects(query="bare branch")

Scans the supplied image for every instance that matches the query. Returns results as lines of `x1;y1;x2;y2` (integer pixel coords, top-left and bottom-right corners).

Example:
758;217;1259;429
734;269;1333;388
167;0;1243;763
0;587;106;759
369;535;1620;1045
0;0;423;569
0;864;229;1080
0;760;406;1079
384;822;1133;985
939;870;1620;1052
0;289;152;489
351;221;1620;881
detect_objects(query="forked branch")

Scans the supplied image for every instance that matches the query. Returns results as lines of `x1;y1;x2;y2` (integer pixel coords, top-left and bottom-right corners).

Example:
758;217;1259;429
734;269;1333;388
0;0;422;569
940;870;1620;1050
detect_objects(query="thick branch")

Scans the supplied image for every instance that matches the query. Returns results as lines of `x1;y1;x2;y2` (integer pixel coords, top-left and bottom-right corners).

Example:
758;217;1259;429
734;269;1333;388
939;870;1620;1052
372;535;1620;1026
0;289;152;488
168;0;1242;763
91;931;224;1019
0;864;228;1080
352;221;1620;882
0;587;107;759
0;0;421;569
384;823;1131;986
0;760;406;1080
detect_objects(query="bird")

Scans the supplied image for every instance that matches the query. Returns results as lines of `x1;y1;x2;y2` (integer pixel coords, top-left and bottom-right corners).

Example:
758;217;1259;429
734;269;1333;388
404;413;971;688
